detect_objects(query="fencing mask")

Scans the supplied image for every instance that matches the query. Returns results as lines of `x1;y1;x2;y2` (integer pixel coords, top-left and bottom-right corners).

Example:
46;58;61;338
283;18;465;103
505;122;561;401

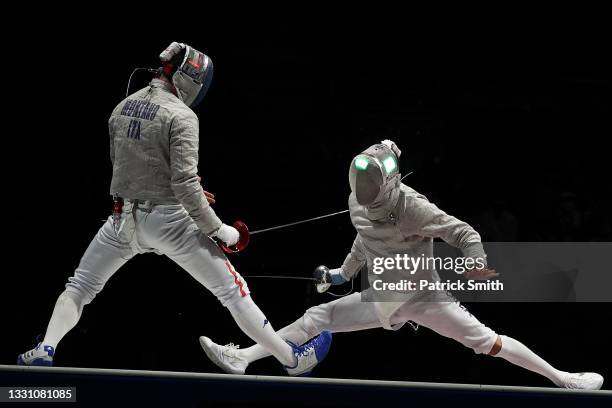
349;141;402;220
159;42;213;108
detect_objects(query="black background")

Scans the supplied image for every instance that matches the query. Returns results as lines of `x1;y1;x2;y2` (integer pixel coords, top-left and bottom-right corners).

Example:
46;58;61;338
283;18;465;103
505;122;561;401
2;16;611;389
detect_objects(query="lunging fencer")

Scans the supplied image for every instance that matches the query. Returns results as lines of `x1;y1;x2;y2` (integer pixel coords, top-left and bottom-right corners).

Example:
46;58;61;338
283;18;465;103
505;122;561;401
17;42;331;376
200;140;604;389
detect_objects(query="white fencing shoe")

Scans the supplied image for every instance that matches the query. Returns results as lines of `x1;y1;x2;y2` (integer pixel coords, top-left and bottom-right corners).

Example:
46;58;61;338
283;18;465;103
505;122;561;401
17;343;54;366
199;336;248;375
562;372;604;390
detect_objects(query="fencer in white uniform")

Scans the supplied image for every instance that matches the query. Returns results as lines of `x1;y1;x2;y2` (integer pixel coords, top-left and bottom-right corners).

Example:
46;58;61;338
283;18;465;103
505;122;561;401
17;42;331;376
201;140;604;389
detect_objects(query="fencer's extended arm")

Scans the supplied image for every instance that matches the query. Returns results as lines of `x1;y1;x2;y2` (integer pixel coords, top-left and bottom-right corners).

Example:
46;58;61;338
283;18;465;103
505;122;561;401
400;195;487;266
340;235;367;279
168;112;223;235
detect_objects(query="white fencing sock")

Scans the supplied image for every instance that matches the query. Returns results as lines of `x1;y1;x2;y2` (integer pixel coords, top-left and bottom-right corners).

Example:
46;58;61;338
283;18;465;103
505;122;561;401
237;318;313;364
495;335;569;386
227;296;296;367
42;291;83;350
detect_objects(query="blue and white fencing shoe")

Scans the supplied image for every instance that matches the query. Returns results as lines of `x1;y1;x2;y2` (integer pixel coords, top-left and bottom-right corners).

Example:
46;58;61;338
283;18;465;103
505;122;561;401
17;343;54;366
285;330;332;376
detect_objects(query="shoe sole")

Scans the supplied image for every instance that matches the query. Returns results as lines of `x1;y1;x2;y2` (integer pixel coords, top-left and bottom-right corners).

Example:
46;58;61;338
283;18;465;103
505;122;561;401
287;369;312;377
199;336;245;375
31;358;53;367
16;355;53;367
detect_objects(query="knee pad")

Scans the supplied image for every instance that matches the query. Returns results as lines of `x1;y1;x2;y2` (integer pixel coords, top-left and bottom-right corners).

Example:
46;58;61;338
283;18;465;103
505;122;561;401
302;305;331;338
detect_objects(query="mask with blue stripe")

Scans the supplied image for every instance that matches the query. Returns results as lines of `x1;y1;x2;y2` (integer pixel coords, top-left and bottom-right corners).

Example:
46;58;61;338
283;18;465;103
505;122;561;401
159;42;214;108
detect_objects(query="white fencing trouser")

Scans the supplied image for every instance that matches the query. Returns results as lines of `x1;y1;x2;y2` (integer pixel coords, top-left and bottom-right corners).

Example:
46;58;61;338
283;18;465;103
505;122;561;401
54;201;299;367
258;291;497;357
235;291;569;387
64;201;249;310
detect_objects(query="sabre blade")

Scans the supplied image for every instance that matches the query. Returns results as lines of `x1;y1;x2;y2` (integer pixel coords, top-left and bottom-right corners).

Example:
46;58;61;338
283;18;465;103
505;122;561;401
248;171;413;236
250;209;349;235
243;275;318;281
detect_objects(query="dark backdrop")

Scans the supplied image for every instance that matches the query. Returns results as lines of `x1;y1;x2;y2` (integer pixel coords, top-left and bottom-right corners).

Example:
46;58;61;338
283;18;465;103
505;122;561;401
2;19;610;388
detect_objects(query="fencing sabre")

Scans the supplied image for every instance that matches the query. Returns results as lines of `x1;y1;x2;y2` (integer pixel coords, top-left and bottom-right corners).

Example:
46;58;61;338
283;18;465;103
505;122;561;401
220;171;413;254
232;172;414;297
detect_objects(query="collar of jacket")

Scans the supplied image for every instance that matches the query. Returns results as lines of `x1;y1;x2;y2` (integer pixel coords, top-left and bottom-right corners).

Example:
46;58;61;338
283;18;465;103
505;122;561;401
149;78;177;96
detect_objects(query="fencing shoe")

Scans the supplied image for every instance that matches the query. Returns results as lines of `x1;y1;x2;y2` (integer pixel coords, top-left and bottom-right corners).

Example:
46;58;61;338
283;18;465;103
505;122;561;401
17;343;54;366
199;336;248;375
561;372;604;390
285;330;332;376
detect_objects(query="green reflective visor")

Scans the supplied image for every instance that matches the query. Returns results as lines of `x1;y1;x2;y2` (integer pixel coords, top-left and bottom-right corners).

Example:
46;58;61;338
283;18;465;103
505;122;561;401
382;156;397;173
355;156;369;170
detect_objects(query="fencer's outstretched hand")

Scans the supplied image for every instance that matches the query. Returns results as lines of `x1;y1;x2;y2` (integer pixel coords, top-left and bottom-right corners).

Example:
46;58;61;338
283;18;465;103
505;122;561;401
463;268;499;280
381;139;401;157
214;224;240;246
313;265;333;293
313;266;348;293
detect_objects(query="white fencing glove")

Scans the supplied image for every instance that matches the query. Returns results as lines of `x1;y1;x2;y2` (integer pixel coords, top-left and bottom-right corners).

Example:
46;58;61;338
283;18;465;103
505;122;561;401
213;224;240;246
